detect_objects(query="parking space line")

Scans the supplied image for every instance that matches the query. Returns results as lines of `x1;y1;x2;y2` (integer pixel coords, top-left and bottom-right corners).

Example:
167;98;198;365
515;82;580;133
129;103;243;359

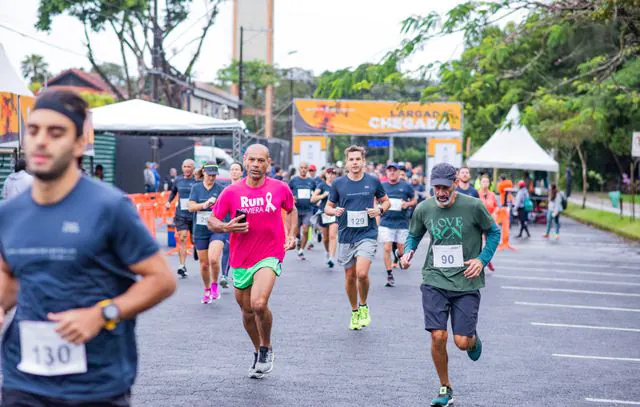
494;275;640;286
515;301;640;312
585;398;640;405
498;267;640;278
531;322;640;333
553;354;640;362
502;286;640;297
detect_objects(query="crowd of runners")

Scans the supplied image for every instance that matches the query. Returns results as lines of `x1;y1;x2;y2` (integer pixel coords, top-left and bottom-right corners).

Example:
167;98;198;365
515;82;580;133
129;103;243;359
0;89;509;406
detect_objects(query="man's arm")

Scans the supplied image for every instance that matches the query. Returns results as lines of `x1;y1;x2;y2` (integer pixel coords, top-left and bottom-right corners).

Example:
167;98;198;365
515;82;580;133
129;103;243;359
310;188;327;204
167;182;178;203
285;206;298;238
478;224;500;266
0;258;18;316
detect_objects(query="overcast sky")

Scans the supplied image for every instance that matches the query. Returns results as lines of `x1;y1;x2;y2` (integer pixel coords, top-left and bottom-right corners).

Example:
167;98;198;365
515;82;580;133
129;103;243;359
0;0;518;85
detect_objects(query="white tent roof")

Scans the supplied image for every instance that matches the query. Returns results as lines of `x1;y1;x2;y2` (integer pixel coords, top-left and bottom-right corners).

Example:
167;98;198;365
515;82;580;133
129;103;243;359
91;99;245;134
0;44;33;97
467;105;559;172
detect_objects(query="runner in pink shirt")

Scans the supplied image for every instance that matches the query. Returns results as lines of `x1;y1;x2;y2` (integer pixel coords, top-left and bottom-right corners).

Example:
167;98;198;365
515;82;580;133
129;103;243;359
209;144;297;379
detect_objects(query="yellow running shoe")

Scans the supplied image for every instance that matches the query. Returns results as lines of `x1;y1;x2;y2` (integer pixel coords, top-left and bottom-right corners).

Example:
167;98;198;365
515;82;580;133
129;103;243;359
349;310;361;330
358;304;371;328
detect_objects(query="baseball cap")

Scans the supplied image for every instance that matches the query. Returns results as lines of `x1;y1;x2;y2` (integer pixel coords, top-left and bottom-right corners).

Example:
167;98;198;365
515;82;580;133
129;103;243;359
386;162;399;169
203;161;219;175
325;167;335;174
309;164;317;171
430;163;457;187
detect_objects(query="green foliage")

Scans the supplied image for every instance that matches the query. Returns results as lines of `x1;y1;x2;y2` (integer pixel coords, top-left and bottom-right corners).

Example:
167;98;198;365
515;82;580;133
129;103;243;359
564;202;640;240
29;82;43;93
80;92;116;108
21;54;50;84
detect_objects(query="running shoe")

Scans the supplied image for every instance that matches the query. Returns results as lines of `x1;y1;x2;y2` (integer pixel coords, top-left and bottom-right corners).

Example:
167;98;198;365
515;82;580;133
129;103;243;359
543;234;550;238
386;274;395;287
327;258;335;269
210;283;220;300
358;304;371;328
220;277;229;289
431;386;454;406
487;262;495;272
349;310;361;330
255;346;274;374
201;289;212;304
177;266;188;278
555;235;560;241
467;335;482;361
317;233;322;243
297;250;306;261
248;352;264;379
307;243;314;250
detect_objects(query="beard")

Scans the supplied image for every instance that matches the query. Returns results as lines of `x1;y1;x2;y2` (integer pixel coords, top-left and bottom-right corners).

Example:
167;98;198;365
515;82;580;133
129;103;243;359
31;150;75;182
435;194;454;208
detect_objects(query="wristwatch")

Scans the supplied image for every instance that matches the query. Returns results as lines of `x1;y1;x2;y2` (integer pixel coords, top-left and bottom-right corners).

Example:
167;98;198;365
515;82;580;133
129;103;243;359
98;299;120;331
378;205;385;215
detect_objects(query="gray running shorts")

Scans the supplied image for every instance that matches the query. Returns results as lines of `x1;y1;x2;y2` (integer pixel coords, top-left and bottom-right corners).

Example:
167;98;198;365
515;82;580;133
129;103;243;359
338;239;377;268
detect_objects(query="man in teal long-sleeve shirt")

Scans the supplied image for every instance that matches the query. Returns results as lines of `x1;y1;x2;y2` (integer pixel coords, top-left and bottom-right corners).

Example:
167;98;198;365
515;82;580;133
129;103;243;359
401;162;500;407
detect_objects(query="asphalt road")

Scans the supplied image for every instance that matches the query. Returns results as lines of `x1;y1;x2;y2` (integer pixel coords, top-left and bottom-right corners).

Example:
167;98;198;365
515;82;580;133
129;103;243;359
119;218;640;406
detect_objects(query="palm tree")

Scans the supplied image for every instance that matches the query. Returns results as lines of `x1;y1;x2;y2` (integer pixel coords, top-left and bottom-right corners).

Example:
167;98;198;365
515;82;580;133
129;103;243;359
21;54;50;84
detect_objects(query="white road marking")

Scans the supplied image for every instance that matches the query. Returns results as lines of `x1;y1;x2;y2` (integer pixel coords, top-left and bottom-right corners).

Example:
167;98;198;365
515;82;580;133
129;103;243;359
494;275;640;286
495;259;640;270
515;301;640;313
498;267;640;278
501;286;640;297
585;398;640;405
531;322;640;333
554;354;640;362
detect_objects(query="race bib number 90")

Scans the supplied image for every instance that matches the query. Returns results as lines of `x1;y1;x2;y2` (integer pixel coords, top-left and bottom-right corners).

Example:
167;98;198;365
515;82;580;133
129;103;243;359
18;321;87;377
196;211;211;226
347;211;368;228
432;245;464;268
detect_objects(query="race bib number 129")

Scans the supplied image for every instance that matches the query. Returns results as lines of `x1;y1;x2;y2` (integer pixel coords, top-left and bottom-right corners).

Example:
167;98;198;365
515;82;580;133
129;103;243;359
432;245;464;268
347;211;368;228
18;321;87;377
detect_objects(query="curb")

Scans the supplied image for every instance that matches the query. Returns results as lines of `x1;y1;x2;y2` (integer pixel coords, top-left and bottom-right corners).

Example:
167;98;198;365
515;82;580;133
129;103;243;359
562;211;640;242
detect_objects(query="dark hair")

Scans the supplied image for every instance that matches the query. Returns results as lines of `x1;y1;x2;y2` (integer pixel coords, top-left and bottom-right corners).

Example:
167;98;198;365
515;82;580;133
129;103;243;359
230;161;244;171
14;158;26;172
550;183;558;201
34;89;88;138
95;164;104;171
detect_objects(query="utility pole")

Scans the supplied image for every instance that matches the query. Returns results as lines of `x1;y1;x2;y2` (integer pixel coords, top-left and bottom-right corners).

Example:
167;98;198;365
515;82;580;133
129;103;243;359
237;26;244;120
152;0;160;102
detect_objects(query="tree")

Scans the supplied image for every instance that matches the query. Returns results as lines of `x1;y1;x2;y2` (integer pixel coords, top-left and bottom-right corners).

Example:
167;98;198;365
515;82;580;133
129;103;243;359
91;62;128;90
217;60;280;134
81;92;116;108
36;0;223;106
21;54;50;84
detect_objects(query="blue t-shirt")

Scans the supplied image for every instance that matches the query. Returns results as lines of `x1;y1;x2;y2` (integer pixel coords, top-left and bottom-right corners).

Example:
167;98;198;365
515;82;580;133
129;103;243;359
170;175;196;219
315;181;333;211
456;185;480;198
328;173;387;244
0;177;159;400
188;181;227;240
412;182;426;203
289;176;317;213
380;180;415;229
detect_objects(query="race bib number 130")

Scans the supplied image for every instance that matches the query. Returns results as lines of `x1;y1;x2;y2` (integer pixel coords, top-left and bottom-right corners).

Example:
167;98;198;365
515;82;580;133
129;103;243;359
432;245;464;268
18;321;87;377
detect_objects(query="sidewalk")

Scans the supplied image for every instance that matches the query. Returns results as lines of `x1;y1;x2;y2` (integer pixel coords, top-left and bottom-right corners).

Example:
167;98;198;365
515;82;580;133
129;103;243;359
568;192;640;217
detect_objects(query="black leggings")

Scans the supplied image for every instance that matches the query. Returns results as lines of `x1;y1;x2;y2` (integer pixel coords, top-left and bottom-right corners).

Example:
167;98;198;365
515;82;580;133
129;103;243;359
517;209;530;237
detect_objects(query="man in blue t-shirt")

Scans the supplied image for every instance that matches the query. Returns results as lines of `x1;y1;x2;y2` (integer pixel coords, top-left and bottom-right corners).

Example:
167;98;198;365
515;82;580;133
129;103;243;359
325;146;390;331
456;166;480;198
188;162;229;304
167;159;196;278
288;162;317;260
0;89;176;407
380;163;417;288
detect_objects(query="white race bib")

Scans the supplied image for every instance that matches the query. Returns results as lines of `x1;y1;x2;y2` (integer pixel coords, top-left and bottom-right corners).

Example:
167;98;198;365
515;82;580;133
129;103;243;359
196;211;211;226
297;189;311;200
432;245;464;268
321;213;336;224
347;211;368;228
18;321;87;377
179;199;189;211
389;198;403;211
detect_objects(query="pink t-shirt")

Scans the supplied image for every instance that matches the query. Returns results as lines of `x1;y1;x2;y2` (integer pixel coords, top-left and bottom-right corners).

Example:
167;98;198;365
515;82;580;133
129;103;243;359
213;177;294;268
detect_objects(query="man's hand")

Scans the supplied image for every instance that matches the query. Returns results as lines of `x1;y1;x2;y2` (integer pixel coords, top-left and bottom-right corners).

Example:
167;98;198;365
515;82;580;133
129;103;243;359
367;207;381;218
463;259;483;279
0;306;5;330
401;201;410;209
204;197;216;209
48;306;105;345
400;250;414;269
334;207;345;217
226;214;249;233
165;202;171;209
284;235;296;251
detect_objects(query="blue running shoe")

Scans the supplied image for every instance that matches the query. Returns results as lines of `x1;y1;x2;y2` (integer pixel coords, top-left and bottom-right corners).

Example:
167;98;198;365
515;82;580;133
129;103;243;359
467;335;482;361
431;386;453;406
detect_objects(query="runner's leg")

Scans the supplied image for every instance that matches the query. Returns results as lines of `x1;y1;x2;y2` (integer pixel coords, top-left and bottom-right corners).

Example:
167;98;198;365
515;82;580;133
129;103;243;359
300;224;309;253
431;330;451;387
355;256;371;305
235;287;261;351
383;242;393;271
328;223;338;260
197;249;211;288
209;240;224;297
177;230;187;266
322;226;330;253
251;267;277;348
344;264;358;310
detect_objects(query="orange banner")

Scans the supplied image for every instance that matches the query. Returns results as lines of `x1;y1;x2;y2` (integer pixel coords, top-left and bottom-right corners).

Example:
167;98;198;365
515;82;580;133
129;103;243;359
293;99;462;136
0;92;34;144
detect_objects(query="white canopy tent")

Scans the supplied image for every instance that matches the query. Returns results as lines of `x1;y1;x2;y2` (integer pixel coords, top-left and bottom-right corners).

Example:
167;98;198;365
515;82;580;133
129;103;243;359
91;99;245;134
467;105;559;172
